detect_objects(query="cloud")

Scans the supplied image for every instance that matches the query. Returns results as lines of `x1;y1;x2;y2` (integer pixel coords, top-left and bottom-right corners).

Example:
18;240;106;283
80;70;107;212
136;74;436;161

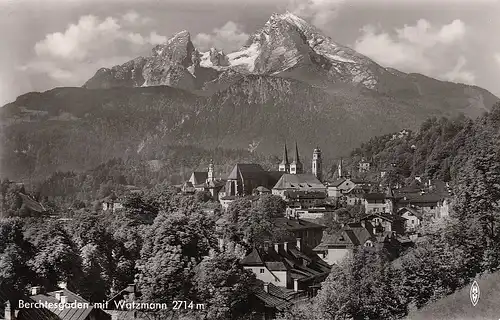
288;0;346;28
21;13;166;85
354;19;469;78
495;53;500;67
193;21;249;52
441;56;475;84
122;11;153;25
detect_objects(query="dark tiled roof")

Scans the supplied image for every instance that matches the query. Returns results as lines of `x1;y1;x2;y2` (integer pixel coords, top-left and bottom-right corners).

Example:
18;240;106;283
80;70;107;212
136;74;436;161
255;186;271;192
398;192;447;205
314;221;376;250
273;174;325;190
241;242;330;281
328;178;346;187
240;247;264;266
19;193;46;213
272;217;325;231
31;289;110;320
191;172;208;185
227;164;266;180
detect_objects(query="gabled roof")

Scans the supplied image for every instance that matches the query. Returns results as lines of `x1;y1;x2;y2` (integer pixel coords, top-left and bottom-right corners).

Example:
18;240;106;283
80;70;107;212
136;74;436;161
241;242;331;281
19;193;46;213
240;247;264;266
272;217;325;231
398;207;423;219
227;164;267;180
273;174;325;190
191;172;208;185
327;178;346;187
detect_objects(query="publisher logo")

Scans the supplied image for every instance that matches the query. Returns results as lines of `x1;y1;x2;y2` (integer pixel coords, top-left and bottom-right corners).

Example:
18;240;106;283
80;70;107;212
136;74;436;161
470;280;480;307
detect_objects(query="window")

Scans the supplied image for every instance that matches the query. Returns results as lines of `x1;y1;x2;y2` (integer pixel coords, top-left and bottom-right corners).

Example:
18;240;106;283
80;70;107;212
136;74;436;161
260;269;265;273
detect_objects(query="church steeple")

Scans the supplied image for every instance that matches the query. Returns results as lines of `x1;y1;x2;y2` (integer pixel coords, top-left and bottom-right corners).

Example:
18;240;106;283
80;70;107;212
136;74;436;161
279;143;290;173
290;142;303;174
338;158;343;178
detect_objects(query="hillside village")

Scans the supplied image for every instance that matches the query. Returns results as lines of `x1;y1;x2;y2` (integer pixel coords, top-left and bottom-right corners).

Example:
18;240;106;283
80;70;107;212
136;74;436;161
2;104;500;320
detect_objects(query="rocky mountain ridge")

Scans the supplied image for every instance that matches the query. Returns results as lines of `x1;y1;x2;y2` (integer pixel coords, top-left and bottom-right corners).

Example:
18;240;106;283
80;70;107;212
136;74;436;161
1;12;499;180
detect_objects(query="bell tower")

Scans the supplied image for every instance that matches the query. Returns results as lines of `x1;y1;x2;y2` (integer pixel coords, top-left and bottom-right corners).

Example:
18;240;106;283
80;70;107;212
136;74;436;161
207;159;215;182
312;147;322;181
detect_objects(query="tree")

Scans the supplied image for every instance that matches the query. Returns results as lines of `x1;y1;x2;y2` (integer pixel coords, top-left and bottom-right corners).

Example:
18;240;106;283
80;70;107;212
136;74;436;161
137;207;215;303
26;221;82;291
315;248;407;320
0;218;36;292
193;250;259;320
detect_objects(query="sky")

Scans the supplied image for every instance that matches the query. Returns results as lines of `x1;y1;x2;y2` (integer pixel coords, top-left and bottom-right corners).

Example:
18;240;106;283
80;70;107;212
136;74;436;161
1;0;499;106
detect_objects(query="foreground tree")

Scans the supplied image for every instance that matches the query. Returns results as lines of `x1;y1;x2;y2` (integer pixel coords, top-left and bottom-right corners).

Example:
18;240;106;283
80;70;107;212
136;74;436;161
137;204;215;303
193;250;259;319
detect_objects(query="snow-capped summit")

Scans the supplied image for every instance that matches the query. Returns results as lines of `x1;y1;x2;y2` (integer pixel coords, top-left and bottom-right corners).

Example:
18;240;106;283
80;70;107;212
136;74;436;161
84;12;396;91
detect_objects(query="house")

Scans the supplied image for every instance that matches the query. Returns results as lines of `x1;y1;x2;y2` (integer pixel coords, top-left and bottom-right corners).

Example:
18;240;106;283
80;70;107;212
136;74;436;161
254;186;272;195
342;185;368;206
396;192;451;219
314;220;411;265
251;282;297;320
326;178;371;200
285;205;337;222
1;283;57;320
27;286;110;320
313;221;377;265
398;207;423;233
282;190;327;209
358;159;371;173
272;214;326;248
102;193;123;212
360;213;406;235
364;192;393;214
240;238;331;298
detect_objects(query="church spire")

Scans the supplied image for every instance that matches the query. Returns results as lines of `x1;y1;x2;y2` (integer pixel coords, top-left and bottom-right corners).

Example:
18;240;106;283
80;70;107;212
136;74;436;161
290;142;303;174
294;142;300;164
279;143;290;173
281;143;289;165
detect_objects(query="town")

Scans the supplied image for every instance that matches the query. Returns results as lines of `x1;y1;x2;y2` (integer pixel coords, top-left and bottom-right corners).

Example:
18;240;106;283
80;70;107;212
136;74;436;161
1;138;458;320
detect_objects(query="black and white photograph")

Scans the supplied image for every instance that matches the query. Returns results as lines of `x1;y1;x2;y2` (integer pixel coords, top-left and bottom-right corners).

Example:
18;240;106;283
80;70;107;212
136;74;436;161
1;0;499;319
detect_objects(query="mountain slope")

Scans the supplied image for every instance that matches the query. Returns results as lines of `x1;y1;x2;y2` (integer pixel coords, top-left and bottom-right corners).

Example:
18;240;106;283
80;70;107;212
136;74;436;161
406;271;500;320
1;12;499;180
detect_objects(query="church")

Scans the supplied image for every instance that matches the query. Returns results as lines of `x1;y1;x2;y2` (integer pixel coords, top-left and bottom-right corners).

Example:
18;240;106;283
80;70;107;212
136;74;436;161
272;143;327;206
184;143;326;207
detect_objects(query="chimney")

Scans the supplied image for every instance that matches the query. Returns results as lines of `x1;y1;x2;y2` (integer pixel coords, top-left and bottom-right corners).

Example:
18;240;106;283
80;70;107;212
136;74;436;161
360;220;365;228
274;243;279;253
60;296;68;304
296;238;302;251
264;283;269;293
4;300;15;320
293;279;299;292
284;242;288;252
55;291;63;301
31;286;42;296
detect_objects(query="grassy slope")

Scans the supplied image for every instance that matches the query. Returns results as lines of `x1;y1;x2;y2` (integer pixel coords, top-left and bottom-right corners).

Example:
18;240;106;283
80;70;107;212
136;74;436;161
407;271;500;320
